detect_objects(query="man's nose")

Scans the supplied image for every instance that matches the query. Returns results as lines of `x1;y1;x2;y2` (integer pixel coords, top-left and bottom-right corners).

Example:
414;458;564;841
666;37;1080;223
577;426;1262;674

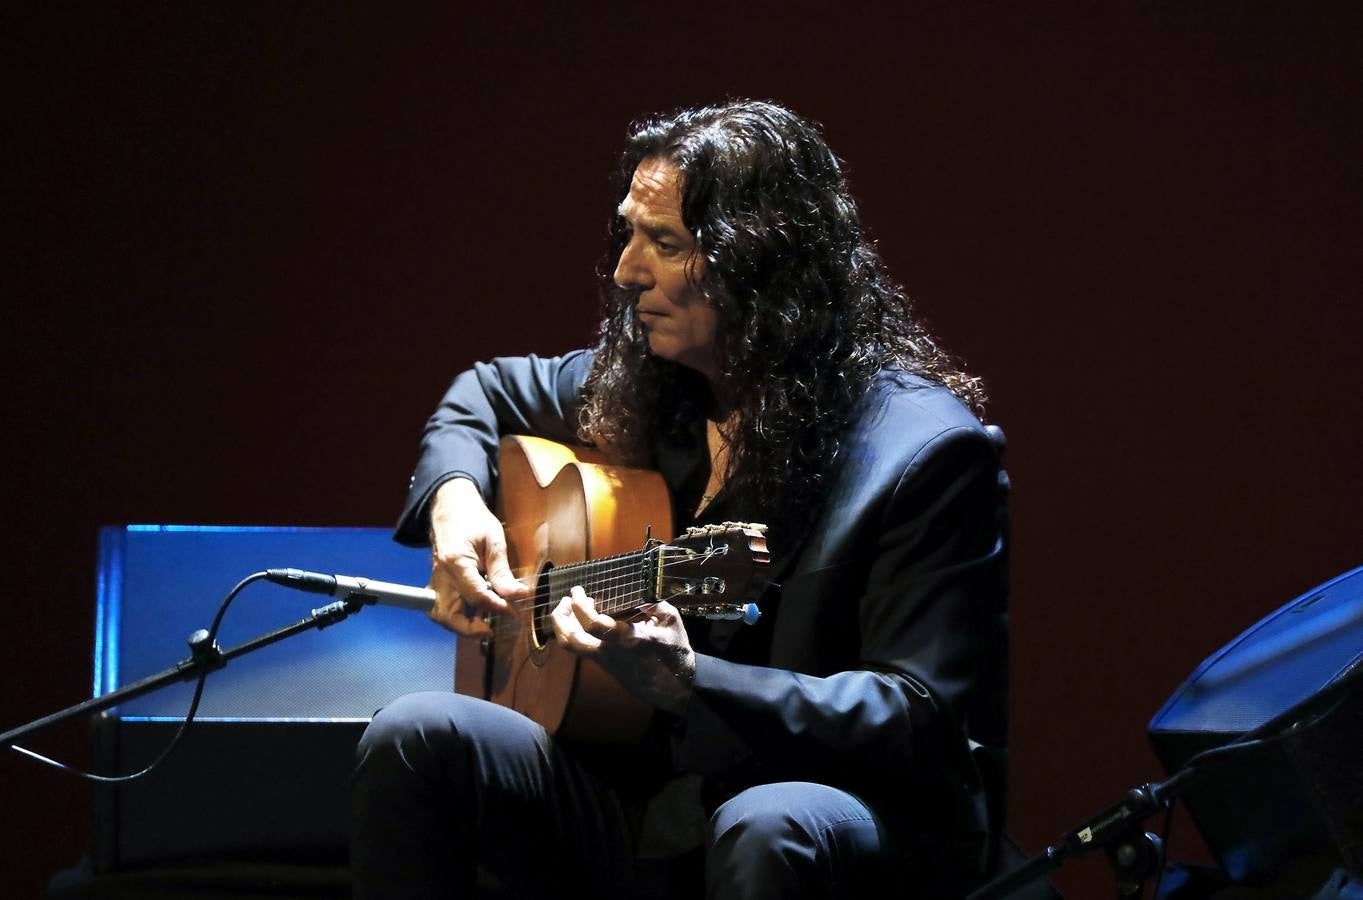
613;238;652;290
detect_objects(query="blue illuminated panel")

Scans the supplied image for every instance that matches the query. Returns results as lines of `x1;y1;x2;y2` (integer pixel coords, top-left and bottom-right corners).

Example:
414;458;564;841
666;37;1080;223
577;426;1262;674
92;525;451;721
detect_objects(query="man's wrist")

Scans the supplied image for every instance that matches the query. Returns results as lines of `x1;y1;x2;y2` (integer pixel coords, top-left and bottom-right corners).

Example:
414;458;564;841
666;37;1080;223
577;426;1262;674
430;475;485;518
426;475;483;546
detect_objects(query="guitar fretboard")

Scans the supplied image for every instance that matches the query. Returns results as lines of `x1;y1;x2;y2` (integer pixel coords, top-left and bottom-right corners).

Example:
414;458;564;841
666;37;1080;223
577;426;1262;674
543;549;652;617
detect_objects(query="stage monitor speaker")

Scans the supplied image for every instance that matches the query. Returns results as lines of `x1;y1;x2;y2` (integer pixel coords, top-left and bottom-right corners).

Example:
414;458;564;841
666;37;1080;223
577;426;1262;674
1148;564;1363;885
89;525;448;873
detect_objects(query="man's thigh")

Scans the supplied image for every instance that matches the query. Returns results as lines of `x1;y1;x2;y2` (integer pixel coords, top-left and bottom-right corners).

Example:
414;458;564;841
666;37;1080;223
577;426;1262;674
353;691;640;898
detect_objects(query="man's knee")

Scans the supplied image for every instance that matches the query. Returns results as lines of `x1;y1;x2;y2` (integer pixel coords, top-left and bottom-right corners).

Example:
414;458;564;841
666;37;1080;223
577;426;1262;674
355;690;484;779
356;690;554;790
360;690;452;745
711;782;880;844
711;783;810;849
707;782;888;898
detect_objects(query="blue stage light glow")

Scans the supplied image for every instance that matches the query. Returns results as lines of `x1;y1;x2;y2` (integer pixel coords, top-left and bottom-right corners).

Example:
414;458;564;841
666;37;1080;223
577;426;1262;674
93;528;126;697
121;716;372;724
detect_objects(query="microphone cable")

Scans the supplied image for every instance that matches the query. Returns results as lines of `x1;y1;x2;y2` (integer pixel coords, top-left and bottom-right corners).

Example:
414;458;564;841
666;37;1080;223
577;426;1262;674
7;571;270;783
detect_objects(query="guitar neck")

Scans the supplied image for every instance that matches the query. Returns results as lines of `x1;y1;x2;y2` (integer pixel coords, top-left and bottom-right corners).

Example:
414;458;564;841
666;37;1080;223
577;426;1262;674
543;550;652;618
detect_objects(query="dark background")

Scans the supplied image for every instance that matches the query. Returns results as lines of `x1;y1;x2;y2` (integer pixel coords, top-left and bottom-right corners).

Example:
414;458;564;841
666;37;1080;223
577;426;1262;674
5;3;1361;896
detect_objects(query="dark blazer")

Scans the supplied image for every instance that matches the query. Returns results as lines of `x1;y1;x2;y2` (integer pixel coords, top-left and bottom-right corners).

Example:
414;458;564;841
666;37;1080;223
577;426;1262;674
395;350;1009;867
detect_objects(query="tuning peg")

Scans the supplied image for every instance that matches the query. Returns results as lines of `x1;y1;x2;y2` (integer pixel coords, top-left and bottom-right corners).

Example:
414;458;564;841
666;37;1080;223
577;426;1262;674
687;602;762;625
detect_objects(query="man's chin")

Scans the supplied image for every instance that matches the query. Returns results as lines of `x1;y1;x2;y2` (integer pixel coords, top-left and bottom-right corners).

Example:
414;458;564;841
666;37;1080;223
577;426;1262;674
647;347;716;382
645;336;676;361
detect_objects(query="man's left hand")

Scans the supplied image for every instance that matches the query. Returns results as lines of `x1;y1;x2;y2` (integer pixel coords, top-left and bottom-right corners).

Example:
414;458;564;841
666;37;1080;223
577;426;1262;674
553;586;696;716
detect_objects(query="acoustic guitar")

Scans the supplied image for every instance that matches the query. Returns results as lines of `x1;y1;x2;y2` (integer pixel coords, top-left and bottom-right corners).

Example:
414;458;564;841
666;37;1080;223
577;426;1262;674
453;435;769;743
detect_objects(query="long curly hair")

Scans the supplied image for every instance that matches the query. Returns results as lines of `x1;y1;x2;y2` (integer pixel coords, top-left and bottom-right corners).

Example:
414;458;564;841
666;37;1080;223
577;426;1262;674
579;100;985;522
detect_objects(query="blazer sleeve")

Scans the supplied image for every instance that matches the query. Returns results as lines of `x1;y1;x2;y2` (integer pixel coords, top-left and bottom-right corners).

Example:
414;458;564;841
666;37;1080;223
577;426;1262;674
393;349;596;546
675;425;1008;804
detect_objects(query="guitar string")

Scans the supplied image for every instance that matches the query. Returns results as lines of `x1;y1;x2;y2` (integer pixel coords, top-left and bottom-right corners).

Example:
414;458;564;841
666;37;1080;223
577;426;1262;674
483;583;686;643
506;566;701;619
495;549;730;599
487;587;664;642
465;546;743;632
516;549;735;617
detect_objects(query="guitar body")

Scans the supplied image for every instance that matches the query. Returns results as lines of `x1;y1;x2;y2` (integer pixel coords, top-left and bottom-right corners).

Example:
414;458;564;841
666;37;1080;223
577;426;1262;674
454;435;674;743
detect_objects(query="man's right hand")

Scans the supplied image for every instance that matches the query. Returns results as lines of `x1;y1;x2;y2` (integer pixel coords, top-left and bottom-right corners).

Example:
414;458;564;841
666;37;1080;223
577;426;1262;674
426;477;530;636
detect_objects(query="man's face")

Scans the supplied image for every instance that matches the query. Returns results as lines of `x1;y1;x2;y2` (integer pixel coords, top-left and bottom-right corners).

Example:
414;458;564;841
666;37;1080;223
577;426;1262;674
613;158;720;383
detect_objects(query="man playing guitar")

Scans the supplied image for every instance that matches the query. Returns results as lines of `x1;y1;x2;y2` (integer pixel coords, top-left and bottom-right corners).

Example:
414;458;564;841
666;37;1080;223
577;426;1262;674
352;100;1009;899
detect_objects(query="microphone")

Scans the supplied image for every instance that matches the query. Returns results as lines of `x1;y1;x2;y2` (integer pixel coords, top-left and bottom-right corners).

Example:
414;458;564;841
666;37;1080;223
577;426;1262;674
265;567;435;612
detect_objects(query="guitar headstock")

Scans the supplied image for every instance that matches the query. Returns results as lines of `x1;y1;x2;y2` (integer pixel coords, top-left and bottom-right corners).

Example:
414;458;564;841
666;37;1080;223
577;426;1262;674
650;522;770;623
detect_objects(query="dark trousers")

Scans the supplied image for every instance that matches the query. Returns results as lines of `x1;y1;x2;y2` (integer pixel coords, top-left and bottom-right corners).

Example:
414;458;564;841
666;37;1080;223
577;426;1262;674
350;692;896;899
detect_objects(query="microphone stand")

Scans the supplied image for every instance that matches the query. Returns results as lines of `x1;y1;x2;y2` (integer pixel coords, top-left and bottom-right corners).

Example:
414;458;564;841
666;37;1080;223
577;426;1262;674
1;597;369;752
968;772;1194;900
969;659;1363;900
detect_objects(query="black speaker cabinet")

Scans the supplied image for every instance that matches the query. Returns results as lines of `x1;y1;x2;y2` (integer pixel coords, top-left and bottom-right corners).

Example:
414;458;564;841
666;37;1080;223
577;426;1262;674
89;525;450;872
1148;564;1363;885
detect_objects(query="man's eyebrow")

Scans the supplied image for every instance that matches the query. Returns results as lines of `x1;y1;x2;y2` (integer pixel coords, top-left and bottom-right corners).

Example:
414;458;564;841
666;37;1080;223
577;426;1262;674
617;205;687;240
643;221;687;241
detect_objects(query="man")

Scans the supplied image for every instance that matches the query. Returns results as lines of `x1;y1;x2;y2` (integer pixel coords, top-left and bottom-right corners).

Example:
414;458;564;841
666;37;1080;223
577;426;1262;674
352;100;1009;898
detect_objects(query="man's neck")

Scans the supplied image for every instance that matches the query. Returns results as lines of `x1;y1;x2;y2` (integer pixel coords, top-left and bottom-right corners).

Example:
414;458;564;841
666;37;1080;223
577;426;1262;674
701;380;736;424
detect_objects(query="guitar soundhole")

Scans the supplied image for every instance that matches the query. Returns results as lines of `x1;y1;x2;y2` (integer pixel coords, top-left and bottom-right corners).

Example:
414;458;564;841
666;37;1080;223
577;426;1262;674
528;562;555;654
